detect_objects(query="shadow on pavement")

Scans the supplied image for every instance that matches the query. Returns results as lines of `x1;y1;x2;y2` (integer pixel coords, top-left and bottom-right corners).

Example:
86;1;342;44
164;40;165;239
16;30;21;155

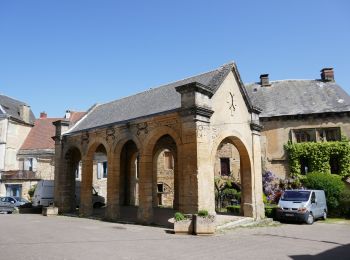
290;243;350;259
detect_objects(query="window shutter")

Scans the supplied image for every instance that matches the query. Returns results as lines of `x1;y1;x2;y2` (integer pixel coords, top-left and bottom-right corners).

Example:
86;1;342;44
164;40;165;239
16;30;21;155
32;158;37;172
24;159;30;171
97;163;102;179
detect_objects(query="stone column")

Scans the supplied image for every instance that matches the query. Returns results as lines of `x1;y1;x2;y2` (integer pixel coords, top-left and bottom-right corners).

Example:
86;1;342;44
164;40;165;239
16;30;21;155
175;82;214;214
79;157;93;216
52;120;70;212
250;121;265;219
105;153;120;220
137;154;153;224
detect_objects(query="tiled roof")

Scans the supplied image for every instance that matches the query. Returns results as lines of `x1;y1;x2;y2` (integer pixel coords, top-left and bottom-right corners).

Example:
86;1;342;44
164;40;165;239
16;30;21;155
245;80;350;117
20;118;61;150
70;62;235;132
0;94;35;124
20;111;86;151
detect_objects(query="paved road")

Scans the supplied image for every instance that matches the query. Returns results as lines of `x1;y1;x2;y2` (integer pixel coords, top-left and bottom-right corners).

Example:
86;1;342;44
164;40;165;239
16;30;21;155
0;214;349;260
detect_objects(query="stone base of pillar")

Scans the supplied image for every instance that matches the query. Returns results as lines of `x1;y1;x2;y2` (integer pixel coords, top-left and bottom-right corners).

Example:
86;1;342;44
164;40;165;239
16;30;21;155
105;204;120;221
243;203;265;220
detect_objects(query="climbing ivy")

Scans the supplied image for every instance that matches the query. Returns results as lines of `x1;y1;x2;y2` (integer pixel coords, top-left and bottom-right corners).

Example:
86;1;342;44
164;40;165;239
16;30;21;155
284;141;350;179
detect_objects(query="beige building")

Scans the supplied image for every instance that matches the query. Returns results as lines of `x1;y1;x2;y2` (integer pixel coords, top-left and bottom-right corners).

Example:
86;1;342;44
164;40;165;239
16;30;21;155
54;62;265;224
246;69;350;179
0;94;36;198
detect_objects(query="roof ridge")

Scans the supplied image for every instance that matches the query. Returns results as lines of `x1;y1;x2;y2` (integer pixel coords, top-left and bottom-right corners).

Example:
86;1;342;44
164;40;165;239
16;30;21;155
94;62;235;108
0;93;29;105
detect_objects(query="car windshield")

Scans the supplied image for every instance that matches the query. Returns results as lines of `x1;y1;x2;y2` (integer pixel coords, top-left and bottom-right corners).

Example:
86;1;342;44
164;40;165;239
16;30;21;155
281;191;311;202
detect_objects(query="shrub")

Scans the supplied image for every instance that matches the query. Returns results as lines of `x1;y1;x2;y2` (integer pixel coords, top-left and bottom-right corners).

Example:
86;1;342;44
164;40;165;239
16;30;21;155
339;189;350;218
28;185;36;199
265;205;278;219
198;210;209;218
302;172;345;210
174;212;186;222
226;205;240;215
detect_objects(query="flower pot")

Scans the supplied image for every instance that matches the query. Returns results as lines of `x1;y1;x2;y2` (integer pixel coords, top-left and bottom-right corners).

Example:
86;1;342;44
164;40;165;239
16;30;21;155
174;219;193;234
193;215;216;235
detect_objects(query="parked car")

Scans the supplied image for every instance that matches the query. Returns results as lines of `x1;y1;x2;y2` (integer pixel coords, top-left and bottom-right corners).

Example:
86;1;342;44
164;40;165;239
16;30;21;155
0;197;18;213
276;190;327;224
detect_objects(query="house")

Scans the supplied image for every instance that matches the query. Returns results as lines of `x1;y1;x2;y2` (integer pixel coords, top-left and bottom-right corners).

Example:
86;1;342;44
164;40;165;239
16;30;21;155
0;94;36;197
16;111;85;199
53;62;265;224
245;68;350;179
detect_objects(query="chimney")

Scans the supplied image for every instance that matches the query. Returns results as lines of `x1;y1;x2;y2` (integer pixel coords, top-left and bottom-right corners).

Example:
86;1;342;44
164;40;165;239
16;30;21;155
260;74;270;87
65;110;71;119
321;68;335;82
19;105;30;124
40;112;47;119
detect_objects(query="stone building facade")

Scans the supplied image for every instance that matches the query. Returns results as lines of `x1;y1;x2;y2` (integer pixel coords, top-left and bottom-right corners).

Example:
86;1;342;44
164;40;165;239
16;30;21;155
0;95;36;198
54;62;265;224
246;69;350;179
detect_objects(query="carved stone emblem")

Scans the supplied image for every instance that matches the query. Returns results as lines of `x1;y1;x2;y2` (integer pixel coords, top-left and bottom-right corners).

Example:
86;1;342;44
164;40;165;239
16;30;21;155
81;132;89;145
106;127;116;142
227;92;237;116
136;122;148;136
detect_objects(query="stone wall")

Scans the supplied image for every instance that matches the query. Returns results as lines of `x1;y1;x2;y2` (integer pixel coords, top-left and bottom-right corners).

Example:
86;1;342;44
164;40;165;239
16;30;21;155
261;115;350;179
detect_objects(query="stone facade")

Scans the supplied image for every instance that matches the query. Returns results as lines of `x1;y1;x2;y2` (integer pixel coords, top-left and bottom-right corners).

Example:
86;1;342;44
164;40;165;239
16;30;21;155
260;114;350;179
54;64;265;225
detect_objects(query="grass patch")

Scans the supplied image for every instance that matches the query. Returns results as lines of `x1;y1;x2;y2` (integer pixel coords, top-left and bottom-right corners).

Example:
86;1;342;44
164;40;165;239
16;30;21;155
320;218;350;225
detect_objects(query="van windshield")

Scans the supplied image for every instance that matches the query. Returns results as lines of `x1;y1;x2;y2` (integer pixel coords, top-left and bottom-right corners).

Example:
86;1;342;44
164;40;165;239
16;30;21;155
281;191;311;202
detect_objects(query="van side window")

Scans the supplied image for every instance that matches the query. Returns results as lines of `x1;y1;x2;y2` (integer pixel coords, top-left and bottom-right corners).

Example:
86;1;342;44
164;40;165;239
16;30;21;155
311;192;316;203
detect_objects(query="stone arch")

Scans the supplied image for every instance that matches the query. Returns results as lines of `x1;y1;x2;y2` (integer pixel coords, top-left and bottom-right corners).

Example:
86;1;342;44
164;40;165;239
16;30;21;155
137;126;182;224
58;145;82;213
141;126;182;156
80;139;110;216
152;134;178;209
211;134;253;217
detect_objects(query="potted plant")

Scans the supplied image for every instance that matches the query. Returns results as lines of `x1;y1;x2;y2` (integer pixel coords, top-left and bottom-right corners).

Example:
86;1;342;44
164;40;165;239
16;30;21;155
194;210;215;235
173;212;193;234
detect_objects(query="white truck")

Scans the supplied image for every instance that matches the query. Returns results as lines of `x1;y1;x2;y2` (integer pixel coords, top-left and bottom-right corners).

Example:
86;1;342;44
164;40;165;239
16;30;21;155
32;180;105;208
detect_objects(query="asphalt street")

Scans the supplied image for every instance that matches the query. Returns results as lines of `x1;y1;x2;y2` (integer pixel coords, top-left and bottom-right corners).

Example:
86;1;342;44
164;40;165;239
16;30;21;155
0;214;349;260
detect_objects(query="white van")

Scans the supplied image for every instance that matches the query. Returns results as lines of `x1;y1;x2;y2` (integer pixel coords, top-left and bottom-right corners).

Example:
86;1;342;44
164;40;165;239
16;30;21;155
32;180;105;208
276;189;327;224
32;180;54;207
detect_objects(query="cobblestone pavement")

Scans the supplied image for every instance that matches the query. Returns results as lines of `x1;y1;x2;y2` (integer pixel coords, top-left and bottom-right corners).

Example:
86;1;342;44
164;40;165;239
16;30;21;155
0;214;349;260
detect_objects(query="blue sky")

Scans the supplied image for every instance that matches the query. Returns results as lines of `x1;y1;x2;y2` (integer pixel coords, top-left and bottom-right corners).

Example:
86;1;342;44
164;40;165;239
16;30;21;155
0;0;349;117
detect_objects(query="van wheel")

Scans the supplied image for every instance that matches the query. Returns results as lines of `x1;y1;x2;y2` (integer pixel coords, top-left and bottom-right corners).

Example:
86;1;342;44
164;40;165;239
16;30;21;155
322;211;327;220
306;213;314;224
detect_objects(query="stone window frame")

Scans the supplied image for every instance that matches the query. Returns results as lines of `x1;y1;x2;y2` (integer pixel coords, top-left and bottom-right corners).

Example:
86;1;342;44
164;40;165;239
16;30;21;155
291;127;341;143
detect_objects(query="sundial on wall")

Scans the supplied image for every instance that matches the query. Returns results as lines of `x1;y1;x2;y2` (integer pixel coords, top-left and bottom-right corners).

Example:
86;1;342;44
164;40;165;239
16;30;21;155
227;92;237;116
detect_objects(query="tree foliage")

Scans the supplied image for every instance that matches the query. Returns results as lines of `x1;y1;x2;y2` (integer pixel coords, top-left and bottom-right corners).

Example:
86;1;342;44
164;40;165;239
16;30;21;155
285;141;350;179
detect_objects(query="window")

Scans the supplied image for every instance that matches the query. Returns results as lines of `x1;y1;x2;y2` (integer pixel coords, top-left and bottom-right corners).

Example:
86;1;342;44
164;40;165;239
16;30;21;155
294;130;315;143
330;155;340;174
24;158;37;171
325;128;340;141
102;161;108;178
157;183;164;193
135;155;140;179
164;151;173;170
292;127;341;143
220;158;230;176
300;157;309;175
97;161;108;179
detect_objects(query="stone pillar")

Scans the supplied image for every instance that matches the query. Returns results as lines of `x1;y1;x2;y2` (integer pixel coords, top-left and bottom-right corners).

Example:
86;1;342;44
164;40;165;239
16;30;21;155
52;120;70;212
176;82;214;214
250;121;265;219
79;157;93;216
105;153;120;220
137;154;153;224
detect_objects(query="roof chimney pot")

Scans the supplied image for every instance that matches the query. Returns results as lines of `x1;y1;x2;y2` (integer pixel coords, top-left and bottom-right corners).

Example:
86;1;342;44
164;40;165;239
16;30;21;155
260;74;270;87
40;112;47;119
321;68;335;82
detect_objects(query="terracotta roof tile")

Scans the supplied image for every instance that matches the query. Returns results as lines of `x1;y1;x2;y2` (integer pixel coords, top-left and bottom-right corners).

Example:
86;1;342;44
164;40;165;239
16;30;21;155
20;118;61;150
